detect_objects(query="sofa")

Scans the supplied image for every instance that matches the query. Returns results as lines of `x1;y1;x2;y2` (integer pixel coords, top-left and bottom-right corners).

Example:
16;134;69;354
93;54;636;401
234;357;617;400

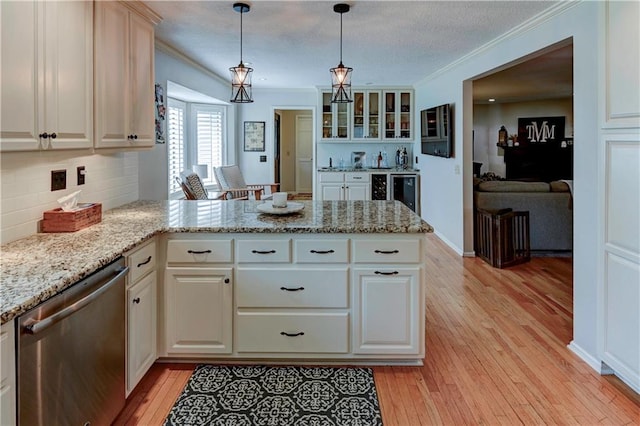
474;180;573;252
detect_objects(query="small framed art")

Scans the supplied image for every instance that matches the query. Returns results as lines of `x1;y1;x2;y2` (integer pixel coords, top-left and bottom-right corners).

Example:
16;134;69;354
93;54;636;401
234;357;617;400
244;121;265;152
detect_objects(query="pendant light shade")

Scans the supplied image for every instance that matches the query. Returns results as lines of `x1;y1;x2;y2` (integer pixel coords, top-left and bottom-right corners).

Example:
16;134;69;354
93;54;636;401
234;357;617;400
330;3;353;103
230;3;253;103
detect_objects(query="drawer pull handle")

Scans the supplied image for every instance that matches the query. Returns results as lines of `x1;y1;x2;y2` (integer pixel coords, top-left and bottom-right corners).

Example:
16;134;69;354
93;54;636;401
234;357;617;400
137;256;152;268
280;286;305;292
188;249;212;254
133;297;141;304
375;270;399;275
280;331;305;337
252;249;276;254
310;249;335;254
374;249;399;254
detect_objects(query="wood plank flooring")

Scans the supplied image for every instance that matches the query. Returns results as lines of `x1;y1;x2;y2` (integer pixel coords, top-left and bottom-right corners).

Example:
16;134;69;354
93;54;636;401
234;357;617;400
114;234;640;425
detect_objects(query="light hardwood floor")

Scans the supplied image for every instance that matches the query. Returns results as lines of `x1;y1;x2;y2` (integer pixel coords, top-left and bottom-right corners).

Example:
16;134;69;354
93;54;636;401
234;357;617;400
115;234;640;425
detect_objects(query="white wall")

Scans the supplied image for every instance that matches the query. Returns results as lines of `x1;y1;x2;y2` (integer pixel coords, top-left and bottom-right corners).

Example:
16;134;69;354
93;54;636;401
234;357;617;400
0;150;138;244
474;98;573;176
414;1;602;364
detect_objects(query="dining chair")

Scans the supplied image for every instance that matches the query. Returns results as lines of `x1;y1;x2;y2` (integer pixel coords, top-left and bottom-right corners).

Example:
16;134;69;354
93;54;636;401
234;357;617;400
213;165;279;200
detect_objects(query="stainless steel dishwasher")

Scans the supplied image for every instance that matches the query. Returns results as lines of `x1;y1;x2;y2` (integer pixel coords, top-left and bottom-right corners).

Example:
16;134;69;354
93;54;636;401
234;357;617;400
17;257;129;426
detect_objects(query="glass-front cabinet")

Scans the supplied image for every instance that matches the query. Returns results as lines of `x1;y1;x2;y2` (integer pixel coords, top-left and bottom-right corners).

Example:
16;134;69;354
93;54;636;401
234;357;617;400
383;90;412;140
321;92;349;140
353;90;381;140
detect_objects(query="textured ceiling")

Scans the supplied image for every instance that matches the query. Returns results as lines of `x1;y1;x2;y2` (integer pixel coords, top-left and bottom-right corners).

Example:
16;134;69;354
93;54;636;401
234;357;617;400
150;0;565;96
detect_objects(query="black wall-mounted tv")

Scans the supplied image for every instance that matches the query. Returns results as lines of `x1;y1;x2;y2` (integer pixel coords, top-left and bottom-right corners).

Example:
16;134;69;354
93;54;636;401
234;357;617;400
421;103;453;158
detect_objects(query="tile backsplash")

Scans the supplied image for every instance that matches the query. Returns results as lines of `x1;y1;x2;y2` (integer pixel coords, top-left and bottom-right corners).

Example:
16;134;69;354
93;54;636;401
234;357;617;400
1;150;139;244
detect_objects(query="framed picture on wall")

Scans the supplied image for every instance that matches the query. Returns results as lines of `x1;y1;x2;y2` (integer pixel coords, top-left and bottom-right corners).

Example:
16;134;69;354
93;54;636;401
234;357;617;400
244;121;265;151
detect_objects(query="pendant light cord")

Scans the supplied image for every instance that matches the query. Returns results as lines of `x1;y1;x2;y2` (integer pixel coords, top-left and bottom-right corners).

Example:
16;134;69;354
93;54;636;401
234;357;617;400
339;11;343;63
240;8;243;63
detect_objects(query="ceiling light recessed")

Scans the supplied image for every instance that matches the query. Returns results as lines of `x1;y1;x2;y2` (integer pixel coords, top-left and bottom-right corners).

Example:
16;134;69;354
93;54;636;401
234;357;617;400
488;98;496;102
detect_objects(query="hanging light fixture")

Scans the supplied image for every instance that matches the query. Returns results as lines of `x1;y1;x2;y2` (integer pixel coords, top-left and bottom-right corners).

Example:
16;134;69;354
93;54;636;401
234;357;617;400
230;2;253;103
330;3;353;103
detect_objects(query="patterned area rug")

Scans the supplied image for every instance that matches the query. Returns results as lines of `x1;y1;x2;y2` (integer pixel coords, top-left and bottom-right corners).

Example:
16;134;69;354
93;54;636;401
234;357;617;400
164;365;383;426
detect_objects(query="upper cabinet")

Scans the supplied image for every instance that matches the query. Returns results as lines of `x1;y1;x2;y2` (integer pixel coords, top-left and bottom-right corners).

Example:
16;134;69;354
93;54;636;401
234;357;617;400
94;1;158;149
383;90;413;140
320;92;350;140
353;90;381;140
318;88;413;142
0;1;93;152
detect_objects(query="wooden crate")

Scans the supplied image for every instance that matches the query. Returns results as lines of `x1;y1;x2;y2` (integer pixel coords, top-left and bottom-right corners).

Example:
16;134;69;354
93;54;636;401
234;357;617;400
475;208;530;268
42;203;102;232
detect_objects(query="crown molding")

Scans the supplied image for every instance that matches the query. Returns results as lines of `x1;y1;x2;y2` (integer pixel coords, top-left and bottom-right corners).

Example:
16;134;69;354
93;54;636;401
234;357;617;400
155;40;229;87
121;0;163;25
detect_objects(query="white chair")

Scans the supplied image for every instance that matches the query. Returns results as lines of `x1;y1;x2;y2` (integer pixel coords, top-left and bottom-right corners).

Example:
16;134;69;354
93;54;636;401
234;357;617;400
213;165;279;200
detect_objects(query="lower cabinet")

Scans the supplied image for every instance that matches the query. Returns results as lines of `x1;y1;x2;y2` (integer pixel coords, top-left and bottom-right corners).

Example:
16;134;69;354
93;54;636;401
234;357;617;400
126;273;156;395
352;268;421;354
0;320;16;426
164;267;233;355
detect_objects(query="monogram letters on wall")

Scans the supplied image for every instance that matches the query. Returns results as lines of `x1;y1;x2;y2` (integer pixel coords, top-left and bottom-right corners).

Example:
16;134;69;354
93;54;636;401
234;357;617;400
517;116;565;146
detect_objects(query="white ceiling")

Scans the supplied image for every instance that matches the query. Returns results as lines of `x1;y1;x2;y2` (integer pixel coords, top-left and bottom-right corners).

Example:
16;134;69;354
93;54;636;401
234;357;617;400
150;0;567;97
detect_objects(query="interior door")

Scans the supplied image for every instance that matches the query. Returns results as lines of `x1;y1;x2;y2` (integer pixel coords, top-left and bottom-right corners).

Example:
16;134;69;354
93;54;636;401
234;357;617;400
295;115;313;193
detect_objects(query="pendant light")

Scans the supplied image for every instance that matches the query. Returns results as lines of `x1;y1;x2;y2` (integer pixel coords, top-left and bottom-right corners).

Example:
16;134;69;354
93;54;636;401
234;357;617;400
230;2;253;103
330;3;353;103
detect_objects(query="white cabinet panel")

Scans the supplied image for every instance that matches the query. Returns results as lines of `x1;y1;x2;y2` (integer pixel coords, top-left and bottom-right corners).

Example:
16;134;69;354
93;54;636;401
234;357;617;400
294;239;349;263
352;268;421;354
0;321;16;426
165;267;233;354
236;239;291;263
128;240;157;284
353;239;421;263
167;239;233;264
127;273;156;395
0;1;92;152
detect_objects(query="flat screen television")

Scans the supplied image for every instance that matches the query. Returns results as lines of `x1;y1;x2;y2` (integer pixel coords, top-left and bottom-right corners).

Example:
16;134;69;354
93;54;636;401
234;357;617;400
420;103;453;158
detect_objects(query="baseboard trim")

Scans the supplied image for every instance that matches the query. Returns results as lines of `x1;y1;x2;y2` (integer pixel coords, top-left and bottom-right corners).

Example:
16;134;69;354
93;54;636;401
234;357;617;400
568;341;608;373
433;230;464;256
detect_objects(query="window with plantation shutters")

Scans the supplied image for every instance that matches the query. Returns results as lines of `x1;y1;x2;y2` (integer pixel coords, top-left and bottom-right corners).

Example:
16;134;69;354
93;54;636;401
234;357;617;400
192;104;224;187
167;98;227;198
168;99;186;197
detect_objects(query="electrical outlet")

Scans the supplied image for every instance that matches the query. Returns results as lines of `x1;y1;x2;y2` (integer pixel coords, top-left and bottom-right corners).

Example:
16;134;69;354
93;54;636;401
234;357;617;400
51;170;66;191
260;155;267;162
77;166;86;185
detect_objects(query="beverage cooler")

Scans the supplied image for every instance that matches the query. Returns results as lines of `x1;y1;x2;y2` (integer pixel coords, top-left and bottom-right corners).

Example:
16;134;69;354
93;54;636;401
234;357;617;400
391;174;419;213
371;173;420;214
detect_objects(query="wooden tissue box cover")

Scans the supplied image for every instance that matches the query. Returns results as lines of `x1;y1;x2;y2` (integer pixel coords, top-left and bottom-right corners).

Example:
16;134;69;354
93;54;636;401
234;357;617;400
42;203;102;232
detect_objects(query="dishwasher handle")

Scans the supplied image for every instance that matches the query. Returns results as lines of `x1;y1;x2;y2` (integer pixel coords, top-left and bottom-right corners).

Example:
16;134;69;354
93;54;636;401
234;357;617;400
24;266;129;335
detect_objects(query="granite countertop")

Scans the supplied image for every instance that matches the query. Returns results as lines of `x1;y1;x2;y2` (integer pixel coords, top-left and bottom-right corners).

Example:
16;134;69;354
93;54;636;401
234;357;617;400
1;200;432;324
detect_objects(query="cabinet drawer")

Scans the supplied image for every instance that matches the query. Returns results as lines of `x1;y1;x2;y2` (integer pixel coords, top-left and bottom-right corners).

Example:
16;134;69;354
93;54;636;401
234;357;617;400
319;172;344;183
236;239;290;263
345;173;370;183
236;268;348;308
128;241;156;284
167;239;233;264
236;312;349;353
294;239;349;263
353;239;420;263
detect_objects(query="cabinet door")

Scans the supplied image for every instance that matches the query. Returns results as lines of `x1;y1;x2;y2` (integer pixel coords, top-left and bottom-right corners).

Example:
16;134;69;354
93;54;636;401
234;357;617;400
127;273;156;395
0;321;16;426
353;90;381;140
44;0;93;150
165;267;233;355
320;91;349;140
345;183;370;200
0;1;40;151
383;90;412;140
94;1;129;148
320;183;344;201
128;12;155;147
352;268;421;354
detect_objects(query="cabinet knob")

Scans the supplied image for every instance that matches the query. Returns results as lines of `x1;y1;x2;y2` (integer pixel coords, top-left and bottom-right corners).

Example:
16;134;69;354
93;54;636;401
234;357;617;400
224;278;230;284
133;134;138;140
50;132;57;139
133;297;141;304
39;132;49;139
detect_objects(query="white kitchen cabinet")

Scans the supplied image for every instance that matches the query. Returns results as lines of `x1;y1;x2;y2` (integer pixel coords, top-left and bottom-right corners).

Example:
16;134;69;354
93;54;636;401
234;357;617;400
126;272;156;395
318;172;370;201
320;91;350;140
165;267;233;355
0;0;93;152
0;321;16;426
383;90;413;140
125;239;157;396
352;268;421;354
353;90;381;140
94;1;156;149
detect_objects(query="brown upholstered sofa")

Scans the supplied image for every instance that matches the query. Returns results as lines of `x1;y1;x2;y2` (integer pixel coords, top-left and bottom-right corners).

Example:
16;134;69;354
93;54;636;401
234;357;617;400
474;180;573;252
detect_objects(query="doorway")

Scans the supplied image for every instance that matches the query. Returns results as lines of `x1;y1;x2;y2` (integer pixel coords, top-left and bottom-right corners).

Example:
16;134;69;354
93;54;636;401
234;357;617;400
273;108;314;196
